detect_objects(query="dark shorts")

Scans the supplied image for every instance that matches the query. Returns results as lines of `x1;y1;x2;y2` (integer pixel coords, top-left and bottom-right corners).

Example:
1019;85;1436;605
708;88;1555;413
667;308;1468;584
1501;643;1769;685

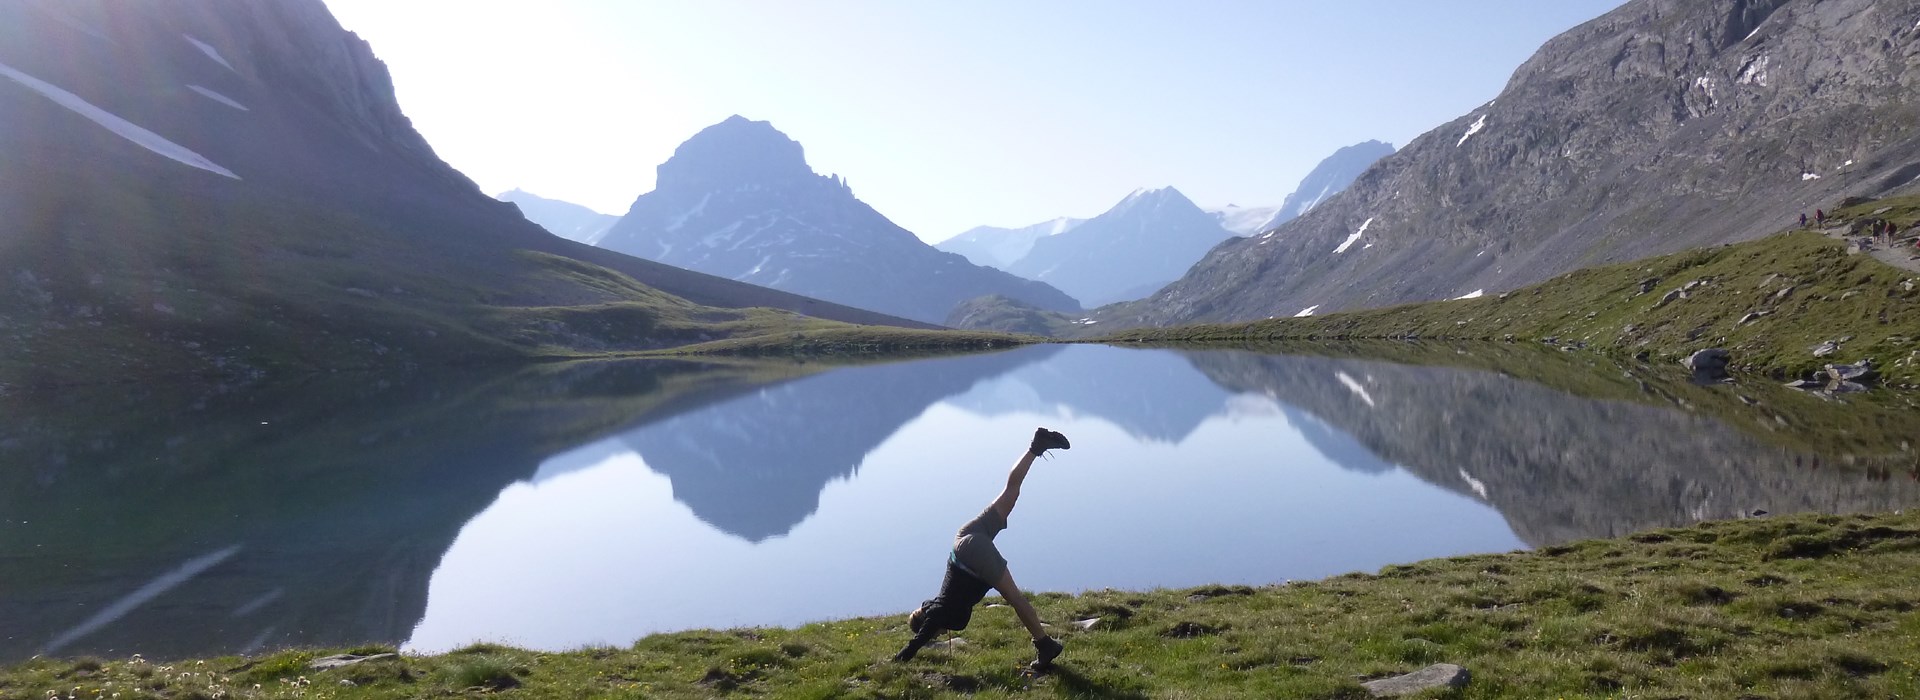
951;506;1008;583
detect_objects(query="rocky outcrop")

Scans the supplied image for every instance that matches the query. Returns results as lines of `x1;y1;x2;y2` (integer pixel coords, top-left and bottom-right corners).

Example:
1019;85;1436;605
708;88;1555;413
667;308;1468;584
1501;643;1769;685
598;117;1079;324
1109;0;1920;327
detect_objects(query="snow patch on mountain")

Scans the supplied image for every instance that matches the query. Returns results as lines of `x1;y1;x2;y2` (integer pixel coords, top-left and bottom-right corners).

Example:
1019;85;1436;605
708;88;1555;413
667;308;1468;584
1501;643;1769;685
1453;289;1485;300
666;193;713;232
0;61;239;179
183;35;238;74
1294;305;1319;317
1457;114;1488;147
1802;172;1821;181
1333;217;1374;254
187;85;248;111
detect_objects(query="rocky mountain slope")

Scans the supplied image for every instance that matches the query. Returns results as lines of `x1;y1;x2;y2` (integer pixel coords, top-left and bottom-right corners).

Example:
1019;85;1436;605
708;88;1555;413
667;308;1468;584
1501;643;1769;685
496;188;619;245
0;1;925;388
1258;140;1395;233
1007;187;1239;307
935;216;1083;269
597;117;1079;324
1108;0;1920;327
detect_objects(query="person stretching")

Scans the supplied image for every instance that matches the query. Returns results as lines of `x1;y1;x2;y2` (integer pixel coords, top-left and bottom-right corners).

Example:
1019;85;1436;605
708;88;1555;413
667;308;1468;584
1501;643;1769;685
894;428;1072;668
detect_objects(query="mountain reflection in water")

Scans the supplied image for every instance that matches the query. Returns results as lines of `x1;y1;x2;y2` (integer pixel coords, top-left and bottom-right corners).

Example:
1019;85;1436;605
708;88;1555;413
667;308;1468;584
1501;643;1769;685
4;345;1915;661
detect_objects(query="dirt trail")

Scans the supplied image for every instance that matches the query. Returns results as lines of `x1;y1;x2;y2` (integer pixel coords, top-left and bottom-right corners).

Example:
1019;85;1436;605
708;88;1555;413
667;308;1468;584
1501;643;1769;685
1816;225;1920;274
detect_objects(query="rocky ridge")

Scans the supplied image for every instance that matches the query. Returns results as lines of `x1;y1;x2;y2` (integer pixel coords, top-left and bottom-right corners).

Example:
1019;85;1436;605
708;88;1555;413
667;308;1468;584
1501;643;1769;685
1108;0;1920;327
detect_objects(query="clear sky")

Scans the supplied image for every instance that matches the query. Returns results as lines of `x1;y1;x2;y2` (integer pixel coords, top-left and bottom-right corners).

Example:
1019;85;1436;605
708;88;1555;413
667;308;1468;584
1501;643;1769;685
322;0;1625;242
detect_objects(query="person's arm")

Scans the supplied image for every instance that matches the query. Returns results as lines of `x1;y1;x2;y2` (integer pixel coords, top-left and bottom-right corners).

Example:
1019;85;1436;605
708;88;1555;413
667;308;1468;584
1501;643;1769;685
893;623;941;662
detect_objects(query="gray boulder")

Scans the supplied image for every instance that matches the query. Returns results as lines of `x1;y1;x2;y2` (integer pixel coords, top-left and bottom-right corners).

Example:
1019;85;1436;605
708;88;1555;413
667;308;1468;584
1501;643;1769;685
1685;348;1732;378
1362;663;1471;697
1812;340;1840;358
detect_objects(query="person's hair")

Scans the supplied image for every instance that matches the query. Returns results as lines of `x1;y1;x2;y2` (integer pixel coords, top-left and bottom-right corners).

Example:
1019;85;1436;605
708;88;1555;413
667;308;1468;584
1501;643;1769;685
908;605;929;634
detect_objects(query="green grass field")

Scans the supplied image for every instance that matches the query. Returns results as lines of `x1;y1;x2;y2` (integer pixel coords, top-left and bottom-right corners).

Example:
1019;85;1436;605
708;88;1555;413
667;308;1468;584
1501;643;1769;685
8;512;1920;699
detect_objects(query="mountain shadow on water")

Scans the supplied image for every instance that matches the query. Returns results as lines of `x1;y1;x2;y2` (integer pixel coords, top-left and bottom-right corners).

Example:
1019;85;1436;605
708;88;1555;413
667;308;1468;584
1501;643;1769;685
0;359;806;663
620;346;1059;542
1181;350;1920;547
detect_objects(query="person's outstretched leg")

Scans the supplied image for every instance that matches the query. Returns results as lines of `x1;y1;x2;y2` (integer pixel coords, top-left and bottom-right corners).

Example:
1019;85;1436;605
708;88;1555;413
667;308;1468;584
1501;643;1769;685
990;428;1070;520
994;568;1063;666
992;568;1048;640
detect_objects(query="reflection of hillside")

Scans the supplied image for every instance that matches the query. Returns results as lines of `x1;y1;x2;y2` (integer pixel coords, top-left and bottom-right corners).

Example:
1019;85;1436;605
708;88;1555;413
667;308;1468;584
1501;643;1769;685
624;348;1052;542
946;345;1230;443
1185;351;1920;547
1282;406;1397;475
0;359;796;663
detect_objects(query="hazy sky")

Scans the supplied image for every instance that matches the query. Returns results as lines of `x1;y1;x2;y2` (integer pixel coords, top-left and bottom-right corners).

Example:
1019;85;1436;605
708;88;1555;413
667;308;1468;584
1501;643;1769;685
322;1;1625;242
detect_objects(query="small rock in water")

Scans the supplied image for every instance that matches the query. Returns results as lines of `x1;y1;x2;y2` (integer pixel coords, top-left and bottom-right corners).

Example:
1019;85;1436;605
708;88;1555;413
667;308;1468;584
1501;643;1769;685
1361;663;1471;697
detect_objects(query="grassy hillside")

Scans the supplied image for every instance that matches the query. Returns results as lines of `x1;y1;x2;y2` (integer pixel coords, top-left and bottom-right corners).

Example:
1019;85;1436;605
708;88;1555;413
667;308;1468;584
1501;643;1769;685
1101;200;1920;388
8;511;1919;698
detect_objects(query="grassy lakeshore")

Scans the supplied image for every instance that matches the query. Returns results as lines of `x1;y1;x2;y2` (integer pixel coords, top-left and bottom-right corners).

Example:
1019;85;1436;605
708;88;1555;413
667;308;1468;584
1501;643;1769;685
1099;224;1920;389
9;512;1920;699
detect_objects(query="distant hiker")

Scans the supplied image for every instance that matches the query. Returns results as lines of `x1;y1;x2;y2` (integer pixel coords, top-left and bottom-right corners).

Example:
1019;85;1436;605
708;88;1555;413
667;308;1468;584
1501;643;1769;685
1817;209;1827;224
895;428;1072;669
1800;213;1808;227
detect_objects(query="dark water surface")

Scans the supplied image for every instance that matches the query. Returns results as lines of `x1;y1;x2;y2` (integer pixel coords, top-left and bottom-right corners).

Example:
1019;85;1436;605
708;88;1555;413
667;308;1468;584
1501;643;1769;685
4;345;1916;662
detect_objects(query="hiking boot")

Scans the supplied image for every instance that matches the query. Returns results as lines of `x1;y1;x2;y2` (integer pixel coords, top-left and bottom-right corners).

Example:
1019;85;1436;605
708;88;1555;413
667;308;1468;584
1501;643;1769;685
1033;636;1064;667
1030;428;1071;455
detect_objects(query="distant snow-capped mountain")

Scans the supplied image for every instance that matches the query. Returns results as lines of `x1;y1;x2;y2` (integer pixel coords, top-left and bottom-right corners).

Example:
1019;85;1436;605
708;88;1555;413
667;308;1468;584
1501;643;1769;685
496;188;619;245
1004;186;1236;307
1259;140;1395;233
596;116;1080;323
935;217;1083;269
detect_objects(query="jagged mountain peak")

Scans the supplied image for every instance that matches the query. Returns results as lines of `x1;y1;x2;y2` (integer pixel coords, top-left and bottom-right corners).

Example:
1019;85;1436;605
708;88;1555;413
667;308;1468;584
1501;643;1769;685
1106;186;1209;220
655;115;813;191
598;120;1080;323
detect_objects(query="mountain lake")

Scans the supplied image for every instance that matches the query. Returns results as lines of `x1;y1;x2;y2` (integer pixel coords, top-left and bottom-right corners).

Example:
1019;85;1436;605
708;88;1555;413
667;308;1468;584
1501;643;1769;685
4;343;1917;663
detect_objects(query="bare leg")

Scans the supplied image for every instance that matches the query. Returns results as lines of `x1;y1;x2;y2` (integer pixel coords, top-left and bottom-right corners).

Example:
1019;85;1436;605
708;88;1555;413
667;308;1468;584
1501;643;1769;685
993;568;1049;641
989;449;1039;520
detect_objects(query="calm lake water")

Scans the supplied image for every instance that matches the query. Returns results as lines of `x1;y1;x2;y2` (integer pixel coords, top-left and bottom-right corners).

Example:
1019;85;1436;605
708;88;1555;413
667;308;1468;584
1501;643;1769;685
4;344;1917;662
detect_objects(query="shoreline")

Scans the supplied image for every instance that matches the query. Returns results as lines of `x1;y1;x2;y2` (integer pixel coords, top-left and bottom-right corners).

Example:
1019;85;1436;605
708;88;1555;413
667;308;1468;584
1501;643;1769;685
10;510;1919;698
